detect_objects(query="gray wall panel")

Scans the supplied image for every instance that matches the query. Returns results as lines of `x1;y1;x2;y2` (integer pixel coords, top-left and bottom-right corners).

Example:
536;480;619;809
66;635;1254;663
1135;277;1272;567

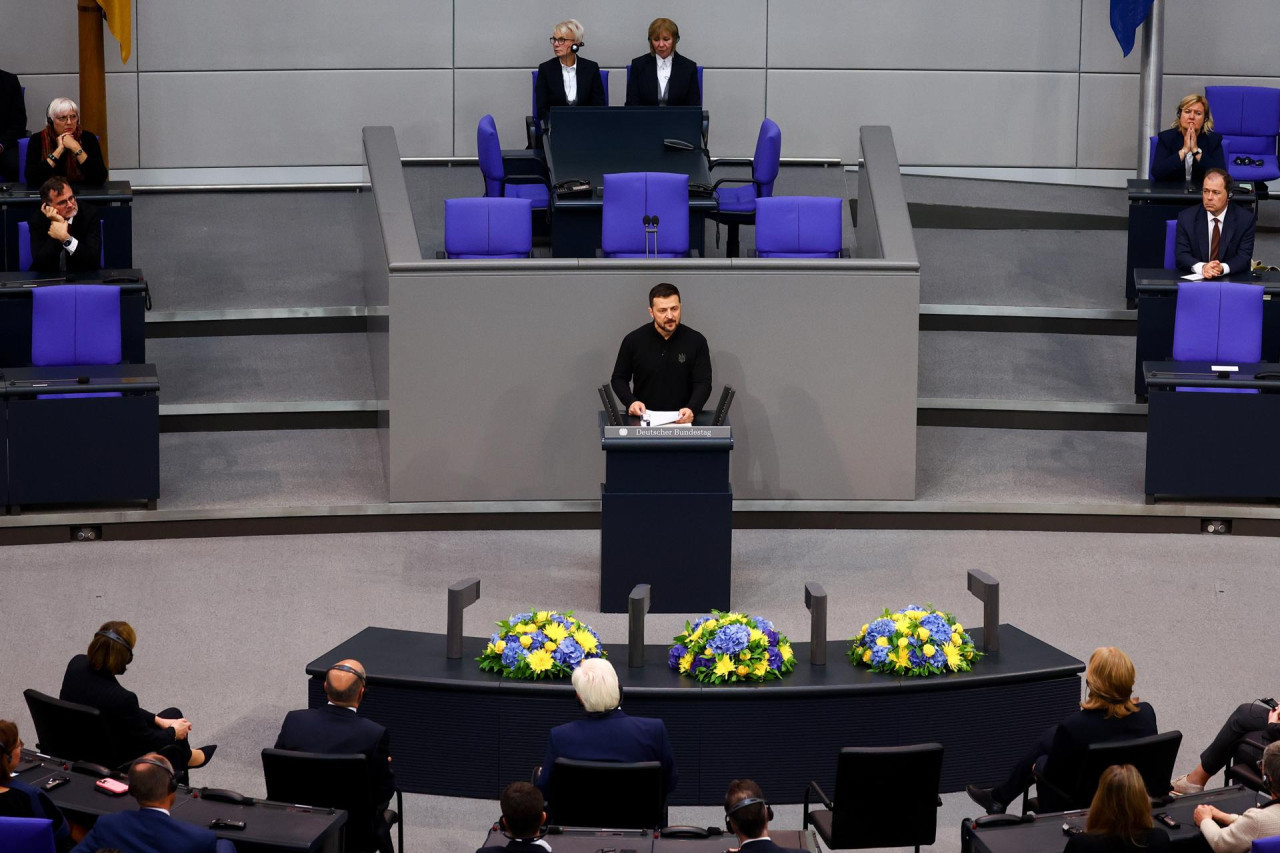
769;71;1080;166
0;1;135;74
454;70;531;156
138;71;452;166
136;0;453;71
768;0;1082;71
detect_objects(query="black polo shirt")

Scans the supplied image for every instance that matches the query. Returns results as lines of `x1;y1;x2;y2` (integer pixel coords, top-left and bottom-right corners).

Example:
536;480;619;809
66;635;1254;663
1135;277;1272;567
610;322;712;412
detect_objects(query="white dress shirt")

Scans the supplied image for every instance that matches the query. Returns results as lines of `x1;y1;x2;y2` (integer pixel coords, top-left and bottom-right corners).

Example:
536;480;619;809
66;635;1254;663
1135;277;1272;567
561;61;578;105
1193;209;1229;276
656;54;673;101
63;214;79;255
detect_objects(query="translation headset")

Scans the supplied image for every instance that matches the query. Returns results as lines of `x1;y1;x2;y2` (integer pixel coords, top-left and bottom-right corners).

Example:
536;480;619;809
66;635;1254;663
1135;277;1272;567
325;663;367;693
570;41;583;54
724;796;774;832
133;756;177;793
96;628;135;663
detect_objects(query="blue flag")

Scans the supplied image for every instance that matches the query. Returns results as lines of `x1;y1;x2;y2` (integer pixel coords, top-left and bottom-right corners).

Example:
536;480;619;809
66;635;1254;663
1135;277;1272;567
1110;0;1155;56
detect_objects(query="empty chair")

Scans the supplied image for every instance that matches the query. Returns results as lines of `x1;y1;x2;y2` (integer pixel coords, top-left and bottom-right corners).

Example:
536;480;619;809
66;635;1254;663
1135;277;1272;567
1172;281;1264;393
546;758;665;829
17;219;106;272
477;114;549;209
33;284;121;368
708;118;781;257
1254;837;1280;853
442;197;533;259
803;744;943;853
1206;86;1280;183
23;688;117;766
1028;730;1183;813
262;748;403;853
754;196;846;258
600;172;690;258
0;817;55;853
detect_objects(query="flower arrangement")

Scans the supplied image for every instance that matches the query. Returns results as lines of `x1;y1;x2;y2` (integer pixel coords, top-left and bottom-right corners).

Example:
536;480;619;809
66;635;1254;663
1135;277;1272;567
478;610;606;679
668;611;796;684
848;605;980;677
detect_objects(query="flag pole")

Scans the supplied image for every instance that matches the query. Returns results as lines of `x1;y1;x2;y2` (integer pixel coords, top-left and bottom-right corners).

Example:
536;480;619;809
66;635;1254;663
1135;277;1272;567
76;0;109;167
1136;0;1164;178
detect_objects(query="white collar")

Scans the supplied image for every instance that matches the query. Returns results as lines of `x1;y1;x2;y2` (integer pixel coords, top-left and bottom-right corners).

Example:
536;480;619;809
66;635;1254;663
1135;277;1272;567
656;54;673;69
327;702;358;713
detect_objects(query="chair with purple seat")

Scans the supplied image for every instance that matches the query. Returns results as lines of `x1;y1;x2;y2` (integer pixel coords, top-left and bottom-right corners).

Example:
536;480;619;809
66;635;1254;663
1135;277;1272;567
708;118;781;257
754;196;847;258
477;114;549;210
441;197;533;259
1172;280;1264;393
1164;218;1177;270
32;284;121;397
17;135;29;183
600;172;690;258
0;817;55;853
1205;86;1280;184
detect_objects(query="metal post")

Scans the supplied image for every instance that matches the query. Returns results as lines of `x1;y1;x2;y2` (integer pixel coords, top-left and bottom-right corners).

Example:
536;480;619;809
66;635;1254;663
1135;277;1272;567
1136;0;1165;178
804;581;827;665
966;570;1000;653
628;584;651;667
446;578;481;659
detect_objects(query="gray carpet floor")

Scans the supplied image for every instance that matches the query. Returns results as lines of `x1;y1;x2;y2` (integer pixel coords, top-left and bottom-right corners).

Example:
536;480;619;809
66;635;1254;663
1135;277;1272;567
3;527;1278;852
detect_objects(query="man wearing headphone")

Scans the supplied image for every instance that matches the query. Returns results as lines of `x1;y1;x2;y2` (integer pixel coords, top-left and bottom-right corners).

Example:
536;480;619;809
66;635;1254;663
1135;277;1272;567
72;754;221;853
724;779;804;853
1175;167;1256;280
477;781;551;852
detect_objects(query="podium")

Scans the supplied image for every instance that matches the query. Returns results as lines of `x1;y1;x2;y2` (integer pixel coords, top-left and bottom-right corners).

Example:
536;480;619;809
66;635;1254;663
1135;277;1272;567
599;411;732;613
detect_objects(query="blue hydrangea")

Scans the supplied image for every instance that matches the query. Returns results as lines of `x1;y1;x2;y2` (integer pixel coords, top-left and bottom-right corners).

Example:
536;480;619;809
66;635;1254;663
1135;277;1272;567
908;648;924;668
691;615;714;631
764;629;780;648
907;637;920;647
865;618;896;641
766;647;783;670
551;614;574;628
920;613;951;638
501;642;528;668
552;636;584;668
693;655;714;672
928;646;946;667
512;613;533;623
707;624;751;656
529;631;550;650
753;617;775;633
870;645;890;665
668;644;688;670
489;631;503;646
897;605;923;615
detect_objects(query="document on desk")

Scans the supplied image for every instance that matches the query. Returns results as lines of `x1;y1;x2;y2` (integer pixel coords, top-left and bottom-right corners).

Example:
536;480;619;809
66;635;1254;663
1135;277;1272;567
642;410;682;426
1181;273;1205;281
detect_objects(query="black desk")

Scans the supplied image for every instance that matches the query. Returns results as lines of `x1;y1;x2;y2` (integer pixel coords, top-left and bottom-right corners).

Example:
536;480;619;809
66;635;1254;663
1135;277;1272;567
4;363;160;510
477;826;817;853
1125;180;1256;308
0;180;133;272
15;751;345;853
599;411;732;613
1144;361;1280;502
544;107;716;258
306;624;1083;804
965;785;1261;853
0;269;148;366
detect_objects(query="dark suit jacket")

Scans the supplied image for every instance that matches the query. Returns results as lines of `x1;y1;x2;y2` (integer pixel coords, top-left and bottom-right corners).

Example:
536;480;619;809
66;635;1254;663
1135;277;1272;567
27;201;102;273
476;840;548;853
1041;702;1158;789
71;807;220;853
535;56;606;125
1151;127;1227;184
625;52;700;107
59;653;176;766
0;69;26;178
1175;201;1255;274
737;839;807;853
275;703;396;804
536;708;677;796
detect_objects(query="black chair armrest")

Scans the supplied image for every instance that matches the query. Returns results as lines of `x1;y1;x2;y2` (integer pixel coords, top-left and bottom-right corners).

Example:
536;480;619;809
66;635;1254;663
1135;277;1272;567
807;779;834;810
525;116;539;150
1028;765;1069;813
702;110;710;148
710;176;761;193
709;158;753;171
531;765;541;784
1241;731;1269;750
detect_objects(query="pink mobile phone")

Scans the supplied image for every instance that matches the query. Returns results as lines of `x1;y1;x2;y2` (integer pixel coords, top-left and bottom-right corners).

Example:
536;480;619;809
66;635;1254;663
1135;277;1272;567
95;777;129;795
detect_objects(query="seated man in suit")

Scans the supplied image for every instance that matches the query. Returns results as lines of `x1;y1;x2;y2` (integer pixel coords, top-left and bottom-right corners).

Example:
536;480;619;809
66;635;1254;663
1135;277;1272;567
536;658;677;798
724;779;804;853
1176;168;1256;280
72;754;221;853
28;176;101;273
275;658;395;853
476;781;548;852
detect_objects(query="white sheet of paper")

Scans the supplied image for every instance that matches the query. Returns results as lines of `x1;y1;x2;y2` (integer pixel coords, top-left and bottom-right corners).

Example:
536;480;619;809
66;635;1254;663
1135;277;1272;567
1181;273;1205;281
642;410;682;426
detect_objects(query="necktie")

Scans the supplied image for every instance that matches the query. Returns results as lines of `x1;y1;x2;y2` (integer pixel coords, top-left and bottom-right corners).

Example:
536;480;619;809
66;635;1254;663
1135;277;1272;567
1210;218;1220;262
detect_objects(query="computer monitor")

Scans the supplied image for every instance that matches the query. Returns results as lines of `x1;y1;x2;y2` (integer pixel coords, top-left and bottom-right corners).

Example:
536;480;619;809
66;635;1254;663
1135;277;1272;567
712;385;735;426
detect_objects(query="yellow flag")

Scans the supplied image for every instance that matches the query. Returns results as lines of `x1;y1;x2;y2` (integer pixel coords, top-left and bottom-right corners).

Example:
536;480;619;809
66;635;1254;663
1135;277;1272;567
96;0;132;65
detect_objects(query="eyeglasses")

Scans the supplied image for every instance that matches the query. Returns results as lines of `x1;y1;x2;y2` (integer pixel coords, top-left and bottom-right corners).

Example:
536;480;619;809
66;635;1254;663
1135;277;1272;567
550;37;572;45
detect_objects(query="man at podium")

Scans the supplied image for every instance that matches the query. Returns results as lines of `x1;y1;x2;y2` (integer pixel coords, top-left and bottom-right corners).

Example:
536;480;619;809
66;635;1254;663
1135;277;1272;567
610;282;711;425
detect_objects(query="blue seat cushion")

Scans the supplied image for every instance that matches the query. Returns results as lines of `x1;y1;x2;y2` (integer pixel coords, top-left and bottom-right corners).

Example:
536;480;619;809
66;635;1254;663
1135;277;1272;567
504;183;550;207
714;183;757;213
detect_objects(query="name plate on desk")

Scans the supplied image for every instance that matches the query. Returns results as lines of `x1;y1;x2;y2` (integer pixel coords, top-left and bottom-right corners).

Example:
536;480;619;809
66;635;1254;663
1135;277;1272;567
605;425;731;439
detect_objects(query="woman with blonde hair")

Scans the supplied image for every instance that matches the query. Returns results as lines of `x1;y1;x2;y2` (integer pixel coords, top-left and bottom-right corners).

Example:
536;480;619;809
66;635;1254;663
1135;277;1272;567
1065;764;1171;852
1151;93;1227;183
535;19;606;129
967;647;1158;814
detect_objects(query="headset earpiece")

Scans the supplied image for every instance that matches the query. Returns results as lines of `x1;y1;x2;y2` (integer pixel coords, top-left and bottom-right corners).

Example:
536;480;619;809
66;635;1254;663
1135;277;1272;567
570;42;582;54
96;628;135;663
133;756;177;793
725;796;774;832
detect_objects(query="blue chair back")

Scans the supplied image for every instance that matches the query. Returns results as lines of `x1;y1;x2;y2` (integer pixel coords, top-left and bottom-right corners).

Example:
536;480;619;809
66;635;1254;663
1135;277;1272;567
0;817;55;853
1163;219;1177;270
17;136;29;183
1173;281;1263;393
32;284;122;366
1206;85;1280;181
1252;838;1280;853
1147;134;1158;178
444;197;533;259
17;219;106;271
477;114;505;197
753;118;782;197
755;196;843;258
601;172;690;258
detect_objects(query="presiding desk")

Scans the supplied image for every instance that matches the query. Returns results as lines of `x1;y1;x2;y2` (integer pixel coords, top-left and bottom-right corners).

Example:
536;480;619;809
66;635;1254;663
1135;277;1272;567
479;826;818;853
1144;361;1280;503
0;180;134;272
965;785;1261;853
0;269;149;366
544;106;715;258
15;750;346;853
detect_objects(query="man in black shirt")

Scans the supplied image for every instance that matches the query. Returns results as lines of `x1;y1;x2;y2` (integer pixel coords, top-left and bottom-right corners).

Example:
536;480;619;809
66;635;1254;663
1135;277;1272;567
610;282;711;424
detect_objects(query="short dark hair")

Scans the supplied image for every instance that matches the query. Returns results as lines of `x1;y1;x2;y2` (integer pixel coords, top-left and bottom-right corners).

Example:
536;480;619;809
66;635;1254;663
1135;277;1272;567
128;754;175;804
648;282;680;306
500;781;545;838
39;176;72;205
1204;167;1233;194
724;778;768;838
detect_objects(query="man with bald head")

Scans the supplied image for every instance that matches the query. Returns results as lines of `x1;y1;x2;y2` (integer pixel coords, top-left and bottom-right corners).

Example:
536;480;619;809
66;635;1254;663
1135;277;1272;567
275;659;396;851
72;753;220;852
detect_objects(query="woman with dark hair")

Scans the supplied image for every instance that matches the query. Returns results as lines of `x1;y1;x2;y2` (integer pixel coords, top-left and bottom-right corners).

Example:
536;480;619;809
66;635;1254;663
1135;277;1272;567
1065;764;1170;852
24;97;107;187
1151;94;1227;184
535;19;606;129
624;17;700;107
0;719;75;852
59;620;215;772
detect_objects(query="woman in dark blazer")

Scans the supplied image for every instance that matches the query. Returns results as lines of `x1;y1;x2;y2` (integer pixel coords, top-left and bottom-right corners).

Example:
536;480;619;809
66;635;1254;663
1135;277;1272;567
625;17;700;107
1151;93;1226;184
1064;764;1171;853
535;19;606;128
25;97;107;188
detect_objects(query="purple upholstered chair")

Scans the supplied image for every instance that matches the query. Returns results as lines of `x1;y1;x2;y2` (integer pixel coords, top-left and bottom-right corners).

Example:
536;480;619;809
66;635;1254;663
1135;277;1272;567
443;197;533;259
0;817;56;853
1172;280;1263;393
1205;86;1280;183
1164;218;1177;271
709;117;781;257
754;196;846;258
600;172;690;258
32;284;122;398
17;136;29;184
477;114;549;208
17;219;106;272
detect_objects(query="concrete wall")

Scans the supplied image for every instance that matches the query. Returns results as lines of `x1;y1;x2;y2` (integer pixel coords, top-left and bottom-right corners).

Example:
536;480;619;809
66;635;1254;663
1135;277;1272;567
6;0;1276;173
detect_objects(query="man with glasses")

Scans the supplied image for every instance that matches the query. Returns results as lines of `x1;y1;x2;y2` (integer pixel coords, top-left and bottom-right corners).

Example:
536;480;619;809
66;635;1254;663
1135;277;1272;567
28;176;101;273
1175;167;1255;280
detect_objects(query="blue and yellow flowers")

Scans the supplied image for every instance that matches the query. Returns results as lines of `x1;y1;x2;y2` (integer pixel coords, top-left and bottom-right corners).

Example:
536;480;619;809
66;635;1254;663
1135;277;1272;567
669;611;796;684
848;605;980;677
478;610;605;679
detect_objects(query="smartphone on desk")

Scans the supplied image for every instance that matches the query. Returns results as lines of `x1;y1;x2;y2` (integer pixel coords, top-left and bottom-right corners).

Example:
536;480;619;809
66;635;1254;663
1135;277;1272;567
95;777;129;796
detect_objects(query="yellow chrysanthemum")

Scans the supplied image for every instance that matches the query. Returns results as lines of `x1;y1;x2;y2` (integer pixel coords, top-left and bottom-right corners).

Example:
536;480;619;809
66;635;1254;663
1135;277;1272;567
535;611;549;623
897;636;910;648
519;635;533;648
726;612;746;622
689;626;704;642
779;643;793;662
943;642;963;670
749;628;765;644
922;643;936;657
493;640;506;654
739;650;751;660
862;649;872;663
679;652;693;673
573;629;597;653
753;661;768;677
704;619;719;631
875;636;890;647
544;642;556;651
860;623;869;636
544;623;569;642
953;623;964;634
526;649;553;672
714;655;735;677
917;627;931;642
891;647;911;669
514;623;536;634
904;609;928;621
951;633;962;646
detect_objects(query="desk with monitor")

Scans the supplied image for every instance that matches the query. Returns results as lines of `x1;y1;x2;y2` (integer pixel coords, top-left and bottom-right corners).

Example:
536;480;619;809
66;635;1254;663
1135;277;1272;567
545;107;715;258
0;180;134;272
0;269;148;366
478;825;818;853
